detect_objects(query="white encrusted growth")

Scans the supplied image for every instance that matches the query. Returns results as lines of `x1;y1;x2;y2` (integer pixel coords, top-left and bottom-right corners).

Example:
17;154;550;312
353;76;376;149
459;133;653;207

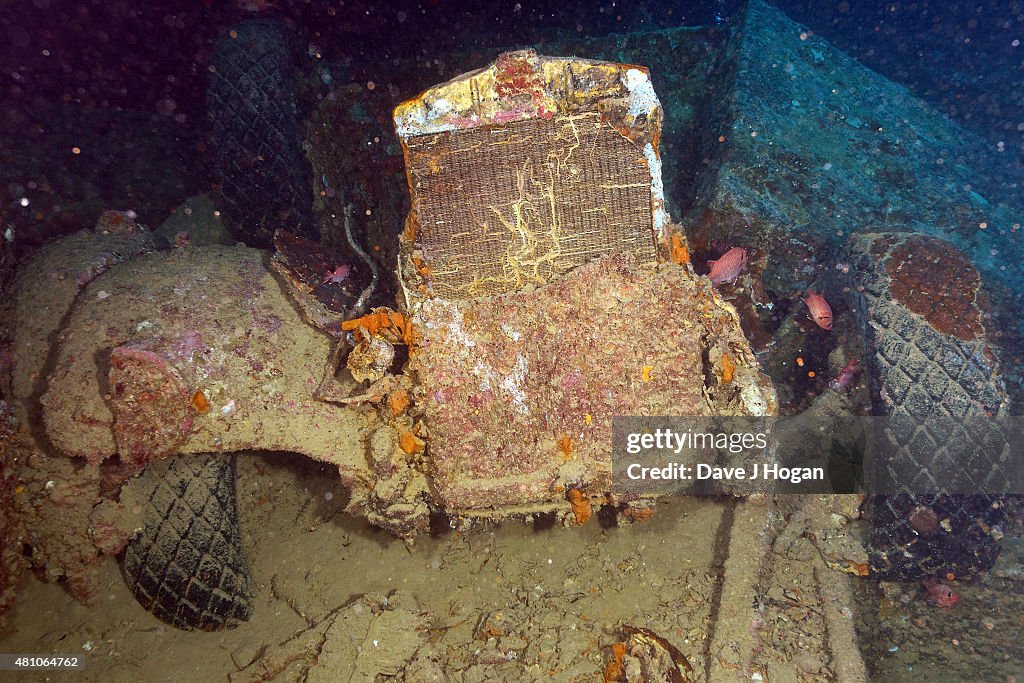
394;104;462;139
500;355;530;415
623;68;660;119
643;142;669;238
739;380;770;416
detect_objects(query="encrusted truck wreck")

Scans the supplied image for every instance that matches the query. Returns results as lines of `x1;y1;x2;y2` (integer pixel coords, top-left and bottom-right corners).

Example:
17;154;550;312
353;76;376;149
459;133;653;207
0;51;775;631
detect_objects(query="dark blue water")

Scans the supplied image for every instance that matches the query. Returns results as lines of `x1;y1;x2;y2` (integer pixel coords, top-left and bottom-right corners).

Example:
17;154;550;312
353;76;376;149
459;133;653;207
2;0;1021;247
778;1;1024;165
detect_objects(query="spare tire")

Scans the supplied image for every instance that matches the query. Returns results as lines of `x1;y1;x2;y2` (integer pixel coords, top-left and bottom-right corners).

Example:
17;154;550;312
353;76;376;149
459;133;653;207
846;232;1010;580
122;454;253;631
207;19;317;247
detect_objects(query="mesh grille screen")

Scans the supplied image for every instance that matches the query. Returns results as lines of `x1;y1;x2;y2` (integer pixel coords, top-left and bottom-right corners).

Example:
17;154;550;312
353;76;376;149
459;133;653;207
406;113;656;298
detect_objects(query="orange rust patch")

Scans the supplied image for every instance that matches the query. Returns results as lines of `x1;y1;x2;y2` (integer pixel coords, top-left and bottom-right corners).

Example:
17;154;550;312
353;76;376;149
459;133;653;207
567;488;591;524
388;389;411;416
411;255;432;278
669;233;690;265
190;389;210;414
603;642;628;682
720;354;735;384
399;430;424;455
342;308;416;345
885;236;983;341
623;504;655;521
558;434;574;462
848;561;869;576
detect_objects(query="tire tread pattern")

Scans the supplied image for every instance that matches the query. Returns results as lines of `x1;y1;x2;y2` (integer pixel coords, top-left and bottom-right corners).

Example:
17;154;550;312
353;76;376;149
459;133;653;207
207;19;316;247
123;454;252;631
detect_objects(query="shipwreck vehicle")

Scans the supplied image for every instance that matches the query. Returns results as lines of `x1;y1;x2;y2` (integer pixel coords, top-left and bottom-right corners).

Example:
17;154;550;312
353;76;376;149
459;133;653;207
0;6;1016;678
2;51;776;632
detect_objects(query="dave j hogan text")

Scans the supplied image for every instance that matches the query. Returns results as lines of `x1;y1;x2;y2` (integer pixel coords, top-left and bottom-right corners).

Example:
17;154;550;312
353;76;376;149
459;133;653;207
625;462;825;485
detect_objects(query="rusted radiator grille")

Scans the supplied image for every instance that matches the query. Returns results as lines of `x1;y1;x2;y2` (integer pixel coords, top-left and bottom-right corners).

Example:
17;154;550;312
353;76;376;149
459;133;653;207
405;112;656;299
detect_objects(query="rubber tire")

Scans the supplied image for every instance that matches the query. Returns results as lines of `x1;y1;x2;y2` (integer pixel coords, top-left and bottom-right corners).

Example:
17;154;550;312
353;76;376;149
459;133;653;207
846;233;1007;580
207;19;317;247
123;454;253;631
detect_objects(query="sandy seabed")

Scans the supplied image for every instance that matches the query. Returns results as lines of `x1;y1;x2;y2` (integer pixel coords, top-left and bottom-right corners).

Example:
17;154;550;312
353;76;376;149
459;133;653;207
2;452;1022;682
0;452;725;682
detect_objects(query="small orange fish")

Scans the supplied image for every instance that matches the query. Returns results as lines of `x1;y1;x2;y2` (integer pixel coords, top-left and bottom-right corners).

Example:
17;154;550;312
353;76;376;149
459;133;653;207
923;578;959;608
322;264;351;284
706;247;748;285
830;358;859;390
803;290;833;330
